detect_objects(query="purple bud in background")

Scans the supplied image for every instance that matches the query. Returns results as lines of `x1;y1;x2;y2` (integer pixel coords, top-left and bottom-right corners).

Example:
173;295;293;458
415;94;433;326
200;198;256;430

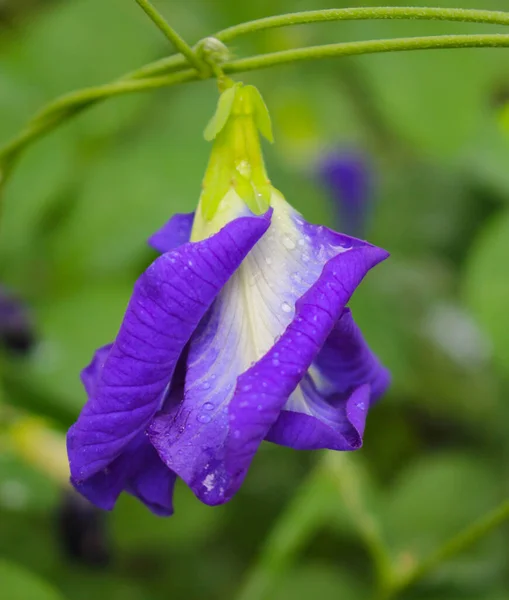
0;285;35;355
317;151;373;238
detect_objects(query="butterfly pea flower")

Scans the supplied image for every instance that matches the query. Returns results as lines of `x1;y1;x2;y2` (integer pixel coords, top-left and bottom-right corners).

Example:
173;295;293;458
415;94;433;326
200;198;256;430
67;83;390;516
318;151;372;238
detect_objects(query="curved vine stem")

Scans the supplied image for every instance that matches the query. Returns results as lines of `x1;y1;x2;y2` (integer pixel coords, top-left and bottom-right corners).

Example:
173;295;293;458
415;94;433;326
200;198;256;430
134;0;208;75
216;6;509;42
223;33;509;74
124;6;509;81
3;31;509;179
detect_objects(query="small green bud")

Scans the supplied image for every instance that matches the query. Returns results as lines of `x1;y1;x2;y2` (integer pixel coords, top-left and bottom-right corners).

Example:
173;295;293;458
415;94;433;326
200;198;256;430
196;83;275;230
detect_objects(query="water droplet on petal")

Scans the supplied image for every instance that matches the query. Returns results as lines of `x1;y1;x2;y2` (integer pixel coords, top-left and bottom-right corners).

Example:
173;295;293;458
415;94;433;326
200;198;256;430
301;253;310;263
272;358;280;366
233;430;241;439
197;414;212;424
281;301;292;313
356;402;366;411
203;402;214;411
282;236;296;250
257;404;263;411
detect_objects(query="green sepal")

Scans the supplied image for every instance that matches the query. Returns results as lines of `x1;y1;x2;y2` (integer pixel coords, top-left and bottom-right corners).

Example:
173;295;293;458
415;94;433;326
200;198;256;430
203;83;240;141
244;85;274;143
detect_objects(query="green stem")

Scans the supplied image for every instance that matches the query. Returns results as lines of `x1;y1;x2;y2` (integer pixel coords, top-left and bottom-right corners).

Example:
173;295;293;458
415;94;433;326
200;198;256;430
385;499;509;598
235;466;331;600
216;6;509;42
4;32;509;173
120;6;509;81
0;69;196;162
323;453;394;594
224;33;509;74
134;0;207;75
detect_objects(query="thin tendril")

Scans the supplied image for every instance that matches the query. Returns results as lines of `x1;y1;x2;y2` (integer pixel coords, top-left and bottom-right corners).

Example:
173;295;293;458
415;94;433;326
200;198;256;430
3;31;509;179
134;0;207;75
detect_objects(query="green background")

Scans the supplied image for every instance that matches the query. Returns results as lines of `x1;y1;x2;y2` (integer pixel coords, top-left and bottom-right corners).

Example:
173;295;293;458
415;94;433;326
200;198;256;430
0;0;509;598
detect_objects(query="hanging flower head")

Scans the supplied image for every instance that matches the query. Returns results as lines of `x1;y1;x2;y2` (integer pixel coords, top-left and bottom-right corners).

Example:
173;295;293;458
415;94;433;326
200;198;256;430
67;82;390;516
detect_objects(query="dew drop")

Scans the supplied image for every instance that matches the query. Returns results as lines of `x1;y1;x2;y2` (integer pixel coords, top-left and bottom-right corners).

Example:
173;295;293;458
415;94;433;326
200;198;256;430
265;256;273;265
197;414;212;424
282;236;296;250
298;238;306;247
301;253;310;263
203;402;214;411
257;404;263;411
272;358;280;366
233;430;241;439
242;384;252;392
356;402;366;411
281;301;292;313
201;382;211;390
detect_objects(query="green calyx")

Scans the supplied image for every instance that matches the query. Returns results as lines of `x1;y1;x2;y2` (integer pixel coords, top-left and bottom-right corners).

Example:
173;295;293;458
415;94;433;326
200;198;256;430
199;82;274;220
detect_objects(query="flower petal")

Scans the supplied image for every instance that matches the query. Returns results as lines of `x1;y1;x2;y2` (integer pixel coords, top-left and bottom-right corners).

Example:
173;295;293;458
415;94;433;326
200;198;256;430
67;211;271;483
148;212;194;253
149;192;388;505
81;344;112;397
266;308;390;450
71;434;176;516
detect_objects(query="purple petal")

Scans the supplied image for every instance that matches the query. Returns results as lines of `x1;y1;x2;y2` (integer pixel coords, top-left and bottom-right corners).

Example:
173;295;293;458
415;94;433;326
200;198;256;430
0;285;35;355
67;211;271;483
266;308;391;450
71;434;176;516
149;195;388;505
317;151;372;237
148;212;194;253
81;344;113;397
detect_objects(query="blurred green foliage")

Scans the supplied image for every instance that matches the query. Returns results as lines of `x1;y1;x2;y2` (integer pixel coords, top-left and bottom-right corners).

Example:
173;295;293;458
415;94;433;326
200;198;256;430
0;0;509;599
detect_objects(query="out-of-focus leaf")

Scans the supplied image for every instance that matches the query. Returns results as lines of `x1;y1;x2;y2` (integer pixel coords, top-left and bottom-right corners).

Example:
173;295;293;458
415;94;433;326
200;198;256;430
48;86;217;278
349;12;507;158
464;115;509;202
0;451;59;513
273;563;368;600
381;453;505;586
113;479;226;551
24;281;133;412
463;209;509;377
0;133;76;274
0;559;64;600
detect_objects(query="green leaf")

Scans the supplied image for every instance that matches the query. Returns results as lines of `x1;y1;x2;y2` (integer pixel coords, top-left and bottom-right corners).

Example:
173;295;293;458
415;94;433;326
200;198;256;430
463;209;509;377
203;84;238;141
0;559;63;600
381;453;505;585
245;85;274;143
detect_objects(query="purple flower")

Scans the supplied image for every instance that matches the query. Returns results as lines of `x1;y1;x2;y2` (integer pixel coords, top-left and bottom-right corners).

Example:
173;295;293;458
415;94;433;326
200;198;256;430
67;84;390;516
0;285;35;355
318;151;372;237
